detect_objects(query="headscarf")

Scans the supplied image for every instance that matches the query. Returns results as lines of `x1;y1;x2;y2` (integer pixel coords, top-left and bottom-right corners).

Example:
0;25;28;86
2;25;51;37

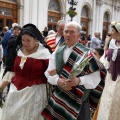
3;23;52;77
16;23;52;52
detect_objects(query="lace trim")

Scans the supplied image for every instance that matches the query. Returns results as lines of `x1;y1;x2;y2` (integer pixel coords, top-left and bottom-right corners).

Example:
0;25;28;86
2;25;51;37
2;72;15;82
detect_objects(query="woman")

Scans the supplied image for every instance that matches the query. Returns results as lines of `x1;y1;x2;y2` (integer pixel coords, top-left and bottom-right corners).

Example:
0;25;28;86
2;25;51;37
0;23;52;120
97;22;120;120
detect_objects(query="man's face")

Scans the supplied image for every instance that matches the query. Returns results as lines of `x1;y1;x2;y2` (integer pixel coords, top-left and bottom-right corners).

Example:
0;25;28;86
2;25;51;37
13;28;21;36
64;24;80;47
93;50;101;60
94;32;98;37
56;22;65;36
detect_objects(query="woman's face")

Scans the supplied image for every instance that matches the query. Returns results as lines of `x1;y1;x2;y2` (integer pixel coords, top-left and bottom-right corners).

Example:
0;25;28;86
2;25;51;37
111;28;119;39
22;34;38;51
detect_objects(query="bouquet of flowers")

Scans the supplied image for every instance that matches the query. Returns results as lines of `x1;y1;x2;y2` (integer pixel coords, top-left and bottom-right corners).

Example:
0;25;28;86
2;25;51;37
68;52;91;79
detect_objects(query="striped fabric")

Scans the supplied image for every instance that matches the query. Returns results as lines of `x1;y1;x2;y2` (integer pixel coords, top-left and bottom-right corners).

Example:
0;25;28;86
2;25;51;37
41;43;106;120
89;68;106;110
45;33;65;52
45;33;56;52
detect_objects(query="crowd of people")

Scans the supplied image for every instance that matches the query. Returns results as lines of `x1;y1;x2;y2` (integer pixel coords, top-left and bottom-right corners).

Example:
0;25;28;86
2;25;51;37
0;20;119;120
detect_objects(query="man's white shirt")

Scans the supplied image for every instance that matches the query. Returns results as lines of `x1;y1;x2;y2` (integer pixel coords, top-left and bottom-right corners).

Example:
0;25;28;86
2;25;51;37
45;44;101;89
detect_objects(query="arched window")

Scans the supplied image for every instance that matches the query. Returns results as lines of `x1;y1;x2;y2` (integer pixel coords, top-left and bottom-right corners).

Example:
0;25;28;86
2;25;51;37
81;5;90;38
81;6;89;18
48;0;61;31
48;0;60;12
104;12;109;22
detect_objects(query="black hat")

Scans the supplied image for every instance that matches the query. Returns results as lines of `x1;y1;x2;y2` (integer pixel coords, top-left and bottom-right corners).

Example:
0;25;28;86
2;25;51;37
22;23;43;43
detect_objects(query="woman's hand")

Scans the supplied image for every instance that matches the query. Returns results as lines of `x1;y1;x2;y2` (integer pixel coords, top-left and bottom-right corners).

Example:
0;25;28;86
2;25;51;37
48;69;57;76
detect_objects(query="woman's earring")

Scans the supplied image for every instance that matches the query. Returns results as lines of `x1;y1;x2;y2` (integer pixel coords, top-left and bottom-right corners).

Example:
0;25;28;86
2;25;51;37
35;41;39;45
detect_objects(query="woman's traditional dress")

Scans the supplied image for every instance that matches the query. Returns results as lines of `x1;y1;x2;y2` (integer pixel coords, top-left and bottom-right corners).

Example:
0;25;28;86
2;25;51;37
1;43;51;120
97;39;120;120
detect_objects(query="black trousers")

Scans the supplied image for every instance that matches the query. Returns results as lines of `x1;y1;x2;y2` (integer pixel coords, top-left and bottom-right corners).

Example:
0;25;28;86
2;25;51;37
77;99;91;120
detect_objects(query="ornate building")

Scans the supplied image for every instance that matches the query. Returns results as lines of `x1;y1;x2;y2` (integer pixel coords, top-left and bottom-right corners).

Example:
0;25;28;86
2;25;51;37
0;0;120;39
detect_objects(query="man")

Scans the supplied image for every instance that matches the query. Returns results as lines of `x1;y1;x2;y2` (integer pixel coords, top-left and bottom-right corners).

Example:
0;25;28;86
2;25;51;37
0;26;9;42
42;26;48;38
41;22;106;120
45;20;66;52
7;25;21;58
1;23;18;67
90;31;101;51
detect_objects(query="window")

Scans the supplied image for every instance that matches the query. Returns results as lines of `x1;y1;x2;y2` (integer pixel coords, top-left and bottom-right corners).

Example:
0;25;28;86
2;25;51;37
48;0;60;12
0;8;13;16
81;6;89;18
48;0;61;31
104;12;109;22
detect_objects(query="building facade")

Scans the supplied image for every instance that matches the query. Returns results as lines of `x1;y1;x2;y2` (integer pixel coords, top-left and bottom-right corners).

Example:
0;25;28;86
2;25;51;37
0;0;120;39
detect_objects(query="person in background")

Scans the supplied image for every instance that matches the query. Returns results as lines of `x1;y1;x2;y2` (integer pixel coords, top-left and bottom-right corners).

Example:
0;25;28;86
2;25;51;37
0;44;3;71
0;26;9;42
93;47;104;60
41;22;106;120
0;23;51;120
91;47;105;120
42;26;48;38
90;31;101;50
104;32;112;51
97;21;120;120
104;32;112;58
7;25;21;59
1;23;18;67
6;25;22;92
88;35;91;41
48;30;55;36
98;32;104;48
45;20;66;52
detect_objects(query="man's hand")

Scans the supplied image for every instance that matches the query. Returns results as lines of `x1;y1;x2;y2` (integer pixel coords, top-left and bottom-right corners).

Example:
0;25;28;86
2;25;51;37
57;78;66;88
57;77;80;91
48;69;57;76
67;77;80;86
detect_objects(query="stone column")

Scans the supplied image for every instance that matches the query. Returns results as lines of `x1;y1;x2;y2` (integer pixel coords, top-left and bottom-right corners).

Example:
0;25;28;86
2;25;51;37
37;0;48;31
118;8;120;22
115;6;118;21
17;3;24;26
97;1;103;34
23;0;31;24
31;0;38;26
112;5;115;21
96;0;102;31
92;0;97;37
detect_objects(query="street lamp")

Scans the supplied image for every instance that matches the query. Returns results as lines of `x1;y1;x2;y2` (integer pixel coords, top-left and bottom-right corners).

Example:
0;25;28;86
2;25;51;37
67;0;78;21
